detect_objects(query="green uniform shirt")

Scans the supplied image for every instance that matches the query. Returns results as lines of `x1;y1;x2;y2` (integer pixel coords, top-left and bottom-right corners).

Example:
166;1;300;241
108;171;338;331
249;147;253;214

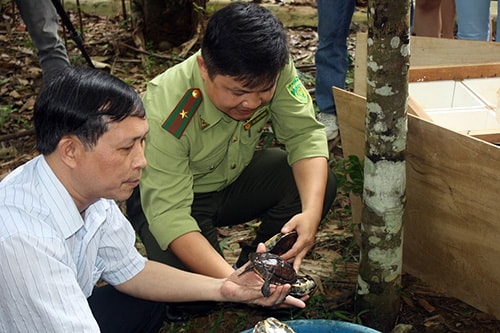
141;51;329;250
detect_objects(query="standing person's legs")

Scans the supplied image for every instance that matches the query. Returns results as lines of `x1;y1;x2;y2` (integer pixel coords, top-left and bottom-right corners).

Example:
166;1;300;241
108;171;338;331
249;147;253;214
440;0;456;38
13;0;70;81
455;0;491;41
497;1;499;42
413;0;443;37
88;284;165;333
315;0;355;140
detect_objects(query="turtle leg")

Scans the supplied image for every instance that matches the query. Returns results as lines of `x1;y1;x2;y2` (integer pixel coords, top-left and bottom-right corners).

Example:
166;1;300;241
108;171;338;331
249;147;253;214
261;280;271;297
260;270;275;297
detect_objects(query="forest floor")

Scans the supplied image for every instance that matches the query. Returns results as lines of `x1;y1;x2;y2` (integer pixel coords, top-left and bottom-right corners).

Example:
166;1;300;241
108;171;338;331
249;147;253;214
1;1;499;332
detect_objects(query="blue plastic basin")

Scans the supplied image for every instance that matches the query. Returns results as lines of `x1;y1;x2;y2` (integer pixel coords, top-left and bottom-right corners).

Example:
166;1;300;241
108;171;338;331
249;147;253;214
240;319;381;333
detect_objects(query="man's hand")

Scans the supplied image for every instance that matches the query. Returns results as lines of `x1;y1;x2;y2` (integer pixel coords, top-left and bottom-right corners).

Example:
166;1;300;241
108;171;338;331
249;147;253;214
220;243;306;309
279;213;319;271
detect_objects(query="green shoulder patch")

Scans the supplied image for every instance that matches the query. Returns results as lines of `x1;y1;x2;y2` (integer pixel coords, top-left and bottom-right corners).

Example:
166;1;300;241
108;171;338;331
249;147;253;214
286;76;308;104
162;88;203;139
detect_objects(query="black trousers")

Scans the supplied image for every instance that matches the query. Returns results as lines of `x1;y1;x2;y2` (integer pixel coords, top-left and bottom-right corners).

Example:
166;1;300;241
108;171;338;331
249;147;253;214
127;148;337;270
88;284;165;333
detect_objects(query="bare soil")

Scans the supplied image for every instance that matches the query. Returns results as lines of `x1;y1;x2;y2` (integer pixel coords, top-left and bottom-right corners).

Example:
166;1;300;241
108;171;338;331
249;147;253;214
0;2;499;332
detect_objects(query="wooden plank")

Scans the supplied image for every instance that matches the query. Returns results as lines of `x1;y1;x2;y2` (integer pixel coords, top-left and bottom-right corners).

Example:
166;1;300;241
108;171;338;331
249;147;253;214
461;129;500;144
405;113;500;320
409;63;500;82
353;33;369;96
409;36;500;67
407;95;433;121
335;88;500;320
354;33;500;96
334;88;366;159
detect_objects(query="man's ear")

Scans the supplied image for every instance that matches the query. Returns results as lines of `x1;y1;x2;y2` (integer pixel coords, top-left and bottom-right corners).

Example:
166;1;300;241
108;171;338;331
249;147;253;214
57;135;82;168
196;55;208;81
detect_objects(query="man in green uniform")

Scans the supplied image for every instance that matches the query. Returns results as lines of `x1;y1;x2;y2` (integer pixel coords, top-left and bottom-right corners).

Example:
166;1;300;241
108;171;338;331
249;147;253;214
127;2;337;280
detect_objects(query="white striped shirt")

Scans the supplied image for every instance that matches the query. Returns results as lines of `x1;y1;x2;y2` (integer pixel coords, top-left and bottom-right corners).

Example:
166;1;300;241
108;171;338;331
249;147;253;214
0;155;146;332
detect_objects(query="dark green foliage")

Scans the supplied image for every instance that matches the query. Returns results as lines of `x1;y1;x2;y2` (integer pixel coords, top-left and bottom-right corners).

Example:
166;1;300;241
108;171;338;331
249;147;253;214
333;155;364;197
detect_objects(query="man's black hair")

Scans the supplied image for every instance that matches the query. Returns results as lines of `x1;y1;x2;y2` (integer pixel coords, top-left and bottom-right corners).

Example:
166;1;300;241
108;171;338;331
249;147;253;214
201;2;289;89
34;66;145;154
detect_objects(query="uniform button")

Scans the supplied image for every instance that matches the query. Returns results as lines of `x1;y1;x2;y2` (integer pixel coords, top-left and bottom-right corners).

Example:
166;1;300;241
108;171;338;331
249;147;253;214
230;163;237;169
232;136;238;142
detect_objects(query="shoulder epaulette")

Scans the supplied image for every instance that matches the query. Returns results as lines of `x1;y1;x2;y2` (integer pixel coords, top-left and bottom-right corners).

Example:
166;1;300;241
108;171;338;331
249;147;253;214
162;88;203;139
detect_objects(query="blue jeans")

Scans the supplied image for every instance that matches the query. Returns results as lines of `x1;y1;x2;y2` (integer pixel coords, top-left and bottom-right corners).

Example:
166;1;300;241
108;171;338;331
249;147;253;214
455;0;491;41
13;0;70;80
315;0;356;115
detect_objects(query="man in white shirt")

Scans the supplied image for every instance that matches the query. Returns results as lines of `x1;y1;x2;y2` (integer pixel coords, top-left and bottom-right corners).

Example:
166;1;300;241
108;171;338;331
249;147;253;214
0;66;304;332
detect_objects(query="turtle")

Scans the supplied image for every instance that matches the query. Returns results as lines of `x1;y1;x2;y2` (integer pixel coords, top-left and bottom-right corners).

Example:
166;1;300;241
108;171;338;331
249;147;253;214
261;231;318;298
252;317;296;333
239;252;297;297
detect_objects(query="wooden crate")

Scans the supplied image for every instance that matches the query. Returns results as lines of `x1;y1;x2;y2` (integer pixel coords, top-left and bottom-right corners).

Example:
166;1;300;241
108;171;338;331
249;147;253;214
335;34;500;319
354;33;500;97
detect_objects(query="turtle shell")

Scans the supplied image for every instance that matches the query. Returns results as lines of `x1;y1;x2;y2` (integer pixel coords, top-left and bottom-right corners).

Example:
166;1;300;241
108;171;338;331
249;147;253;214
253;317;296;333
289;274;317;298
240;252;297;297
265;231;298;255
248;252;297;284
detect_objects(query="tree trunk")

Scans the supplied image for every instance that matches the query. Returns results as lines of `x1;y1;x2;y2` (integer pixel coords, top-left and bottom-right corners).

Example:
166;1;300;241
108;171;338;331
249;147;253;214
132;0;206;49
355;0;410;331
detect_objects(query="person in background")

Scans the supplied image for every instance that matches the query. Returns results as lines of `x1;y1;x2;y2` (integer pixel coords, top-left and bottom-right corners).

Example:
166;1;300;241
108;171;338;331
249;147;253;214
13;0;70;81
126;2;336;281
455;0;498;41
413;0;442;37
413;0;456;38
0;66;304;333
440;0;456;39
315;0;356;142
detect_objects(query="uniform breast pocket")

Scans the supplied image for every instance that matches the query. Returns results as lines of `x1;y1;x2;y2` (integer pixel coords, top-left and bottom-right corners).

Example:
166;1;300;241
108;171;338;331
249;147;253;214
240;114;271;145
190;143;227;175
